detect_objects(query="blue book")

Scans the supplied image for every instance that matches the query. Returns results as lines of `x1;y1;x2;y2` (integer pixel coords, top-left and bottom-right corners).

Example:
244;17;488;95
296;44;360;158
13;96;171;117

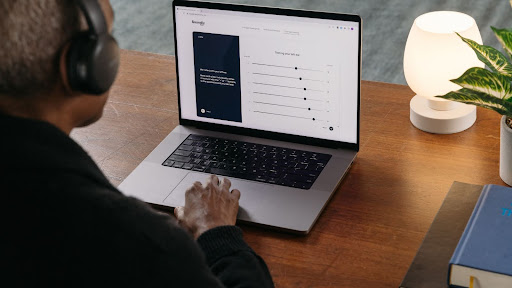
448;184;512;288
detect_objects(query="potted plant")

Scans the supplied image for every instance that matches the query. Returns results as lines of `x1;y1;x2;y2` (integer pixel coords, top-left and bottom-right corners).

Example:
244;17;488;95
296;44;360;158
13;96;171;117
436;24;512;186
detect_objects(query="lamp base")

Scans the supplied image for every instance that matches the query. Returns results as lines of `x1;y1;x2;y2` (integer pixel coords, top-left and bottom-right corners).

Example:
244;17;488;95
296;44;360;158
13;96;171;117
410;95;476;134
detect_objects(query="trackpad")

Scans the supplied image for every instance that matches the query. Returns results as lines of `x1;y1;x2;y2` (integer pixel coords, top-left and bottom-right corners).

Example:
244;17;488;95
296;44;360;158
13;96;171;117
164;172;248;207
163;171;318;229
163;172;277;220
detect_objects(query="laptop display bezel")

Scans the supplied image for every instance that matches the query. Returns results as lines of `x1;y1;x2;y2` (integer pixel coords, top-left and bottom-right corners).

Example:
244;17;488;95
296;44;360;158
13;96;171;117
172;0;361;151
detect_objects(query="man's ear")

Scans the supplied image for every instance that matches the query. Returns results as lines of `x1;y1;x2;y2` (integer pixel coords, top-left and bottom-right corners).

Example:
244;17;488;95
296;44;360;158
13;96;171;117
59;43;74;96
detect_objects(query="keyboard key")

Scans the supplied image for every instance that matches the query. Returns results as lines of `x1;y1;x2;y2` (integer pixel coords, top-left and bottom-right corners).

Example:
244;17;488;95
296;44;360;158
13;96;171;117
192;166;206;172
309;163;326;171
182;163;194;170
268;170;281;178
292;182;312;189
163;160;175;167
187;134;204;140
282;173;314;183
303;171;321;178
190;152;201;158
172;162;184;168
168;155;190;163
255;175;268;182
296;163;308;170
286;167;302;174
178;145;193;151
277;179;294;186
173;150;191;157
206;168;240;178
313;165;325;171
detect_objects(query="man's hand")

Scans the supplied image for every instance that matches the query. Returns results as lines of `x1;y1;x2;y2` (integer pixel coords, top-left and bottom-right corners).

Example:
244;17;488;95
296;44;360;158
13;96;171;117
174;175;241;239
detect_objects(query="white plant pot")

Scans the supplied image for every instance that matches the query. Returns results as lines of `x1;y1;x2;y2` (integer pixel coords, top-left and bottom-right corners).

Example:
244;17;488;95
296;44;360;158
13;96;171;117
500;115;512;186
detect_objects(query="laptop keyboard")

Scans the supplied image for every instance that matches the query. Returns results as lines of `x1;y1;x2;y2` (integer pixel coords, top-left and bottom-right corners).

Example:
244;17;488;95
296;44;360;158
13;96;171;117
162;134;331;190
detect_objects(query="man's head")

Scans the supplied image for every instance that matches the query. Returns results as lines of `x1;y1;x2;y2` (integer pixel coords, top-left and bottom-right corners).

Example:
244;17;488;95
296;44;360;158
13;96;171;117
0;0;116;134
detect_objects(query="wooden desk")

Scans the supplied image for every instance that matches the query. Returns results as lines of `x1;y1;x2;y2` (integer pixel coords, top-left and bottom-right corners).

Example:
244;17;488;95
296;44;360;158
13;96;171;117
71;50;506;288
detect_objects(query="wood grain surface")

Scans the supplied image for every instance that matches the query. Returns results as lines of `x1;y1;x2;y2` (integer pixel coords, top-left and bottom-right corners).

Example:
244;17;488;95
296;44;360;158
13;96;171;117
71;50;506;288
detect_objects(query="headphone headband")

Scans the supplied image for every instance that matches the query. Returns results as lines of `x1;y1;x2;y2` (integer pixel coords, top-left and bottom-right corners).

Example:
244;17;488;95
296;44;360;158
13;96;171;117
75;0;108;35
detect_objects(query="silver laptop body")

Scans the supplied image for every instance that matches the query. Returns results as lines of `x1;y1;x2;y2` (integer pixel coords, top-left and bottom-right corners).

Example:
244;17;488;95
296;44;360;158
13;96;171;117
119;0;361;234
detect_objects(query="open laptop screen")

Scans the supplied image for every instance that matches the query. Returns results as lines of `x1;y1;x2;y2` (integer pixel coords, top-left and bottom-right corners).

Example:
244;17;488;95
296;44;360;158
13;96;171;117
173;1;361;147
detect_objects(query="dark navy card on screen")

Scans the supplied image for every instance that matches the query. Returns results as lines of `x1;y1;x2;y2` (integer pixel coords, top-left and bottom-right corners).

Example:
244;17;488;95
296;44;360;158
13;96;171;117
193;32;242;122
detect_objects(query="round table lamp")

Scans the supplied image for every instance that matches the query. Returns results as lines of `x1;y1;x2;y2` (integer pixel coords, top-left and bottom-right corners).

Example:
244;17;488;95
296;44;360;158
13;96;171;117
404;11;484;134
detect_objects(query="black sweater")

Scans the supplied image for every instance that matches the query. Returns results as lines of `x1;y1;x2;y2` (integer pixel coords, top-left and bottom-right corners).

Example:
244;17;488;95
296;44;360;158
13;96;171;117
1;114;274;287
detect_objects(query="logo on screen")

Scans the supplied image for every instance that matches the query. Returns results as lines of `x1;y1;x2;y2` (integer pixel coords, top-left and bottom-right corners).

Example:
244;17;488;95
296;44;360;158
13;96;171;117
192;20;205;26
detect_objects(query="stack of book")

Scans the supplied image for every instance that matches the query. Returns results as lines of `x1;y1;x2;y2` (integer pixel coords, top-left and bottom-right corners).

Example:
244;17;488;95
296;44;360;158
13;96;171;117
399;182;512;288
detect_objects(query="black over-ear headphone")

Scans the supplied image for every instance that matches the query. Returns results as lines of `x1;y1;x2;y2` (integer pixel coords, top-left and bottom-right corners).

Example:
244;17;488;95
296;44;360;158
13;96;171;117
67;0;120;95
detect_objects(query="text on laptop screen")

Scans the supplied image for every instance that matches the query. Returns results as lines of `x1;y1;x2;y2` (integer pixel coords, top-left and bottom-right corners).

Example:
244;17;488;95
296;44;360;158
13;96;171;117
175;6;360;144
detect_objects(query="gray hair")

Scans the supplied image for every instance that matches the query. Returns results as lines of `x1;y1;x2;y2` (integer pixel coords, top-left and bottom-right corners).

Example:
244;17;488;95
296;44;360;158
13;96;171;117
0;1;81;97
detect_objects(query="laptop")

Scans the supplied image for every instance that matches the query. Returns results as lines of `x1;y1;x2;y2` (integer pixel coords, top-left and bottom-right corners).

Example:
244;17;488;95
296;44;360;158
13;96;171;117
119;0;361;234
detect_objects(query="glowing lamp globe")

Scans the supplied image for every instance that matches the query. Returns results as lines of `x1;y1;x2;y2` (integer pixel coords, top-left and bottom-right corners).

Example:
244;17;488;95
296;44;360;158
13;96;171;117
404;11;484;134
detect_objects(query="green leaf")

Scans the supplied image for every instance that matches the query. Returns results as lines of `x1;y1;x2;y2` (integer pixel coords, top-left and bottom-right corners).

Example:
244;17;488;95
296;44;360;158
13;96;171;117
456;32;512;78
451;67;512;100
436;88;512;117
491;26;512;60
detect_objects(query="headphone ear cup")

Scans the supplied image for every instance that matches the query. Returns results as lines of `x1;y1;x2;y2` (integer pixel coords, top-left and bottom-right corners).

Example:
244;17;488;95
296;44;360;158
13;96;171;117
66;32;120;95
90;34;120;94
66;32;93;94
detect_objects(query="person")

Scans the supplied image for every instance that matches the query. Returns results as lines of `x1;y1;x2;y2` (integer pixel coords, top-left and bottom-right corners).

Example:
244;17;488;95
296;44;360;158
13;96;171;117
0;0;274;287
